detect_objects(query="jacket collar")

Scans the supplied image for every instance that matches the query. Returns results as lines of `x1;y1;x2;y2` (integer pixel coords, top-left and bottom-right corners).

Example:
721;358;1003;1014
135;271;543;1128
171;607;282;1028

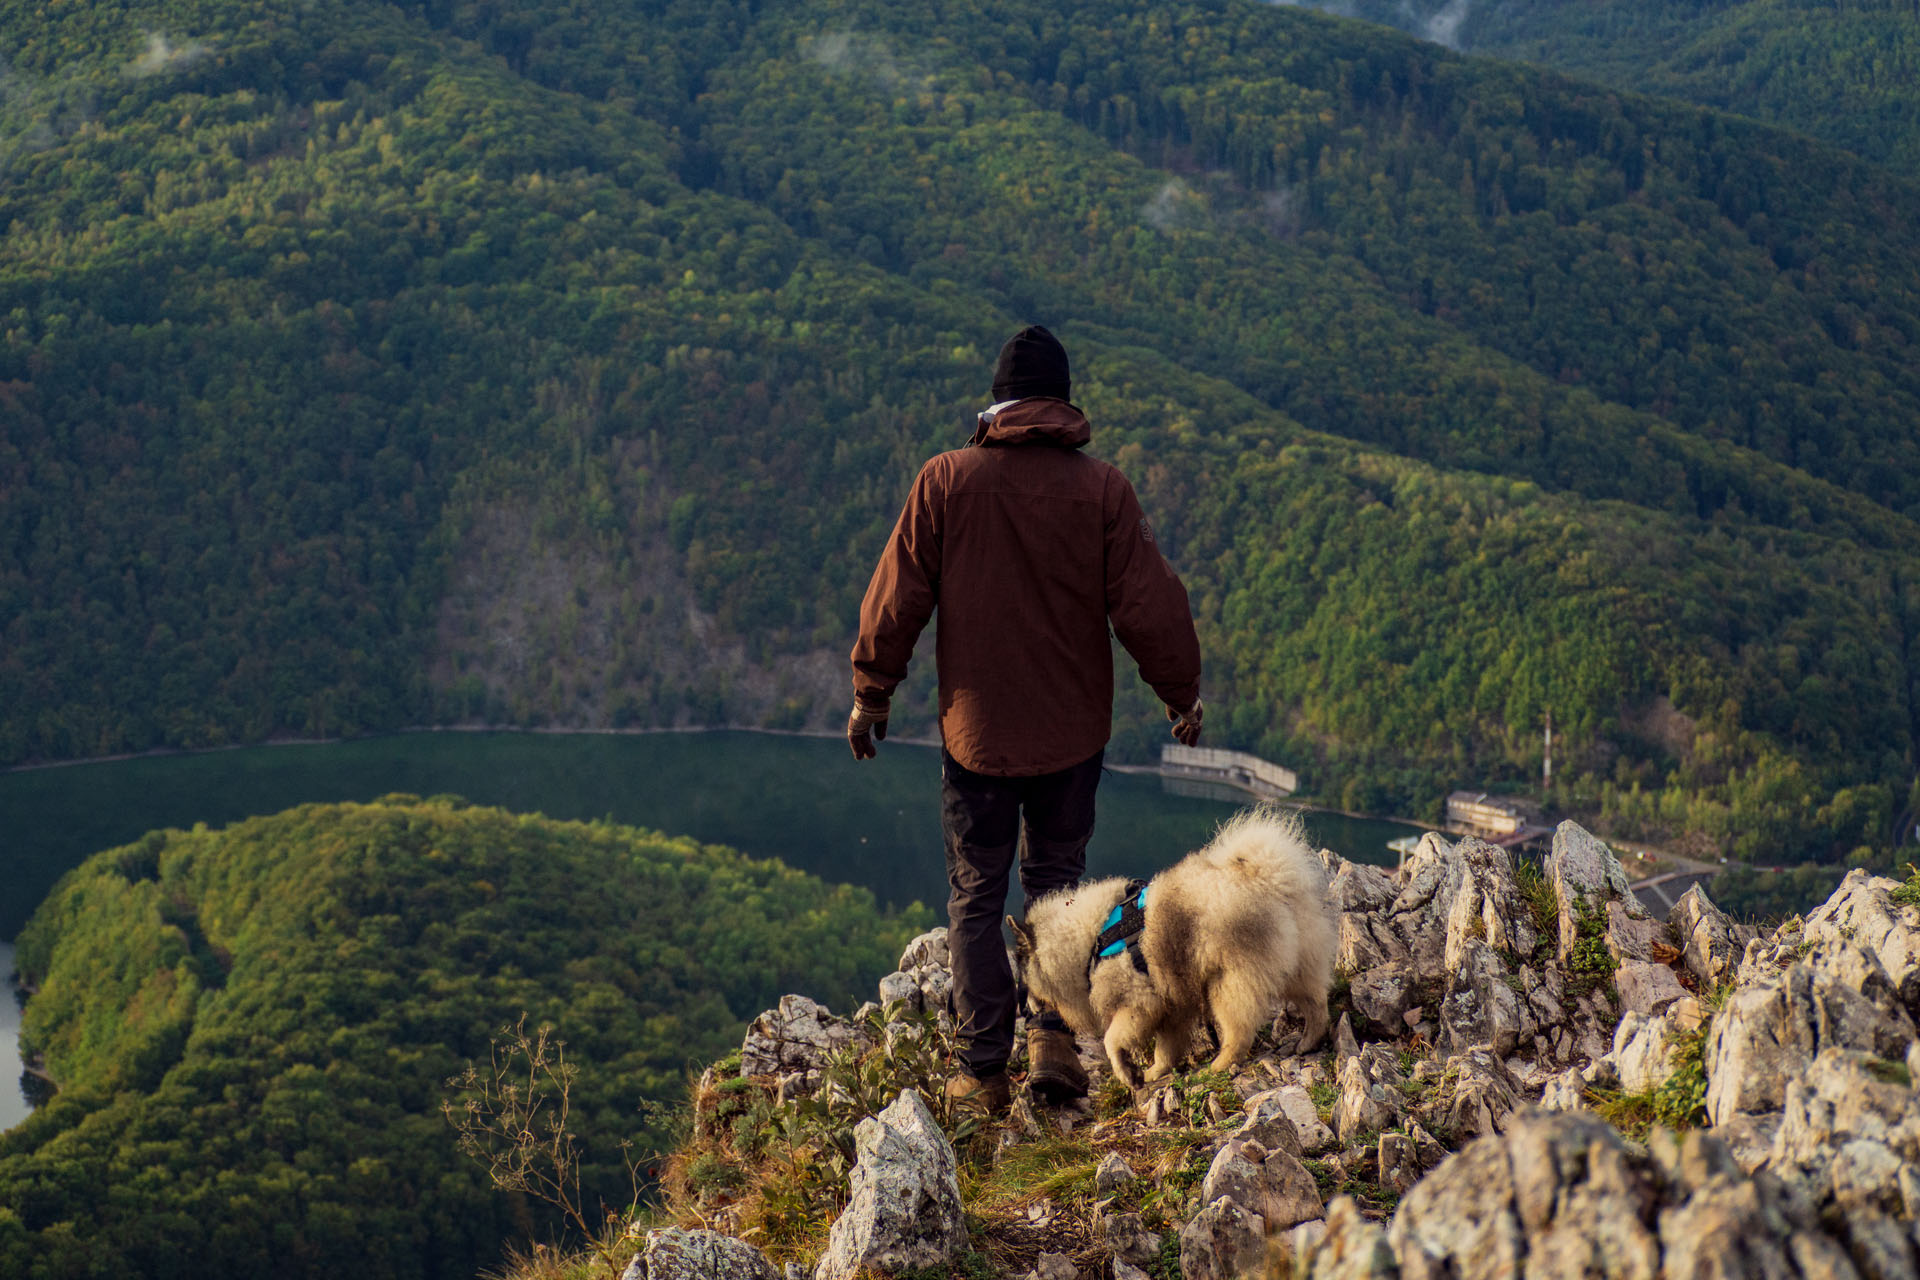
969;397;1091;448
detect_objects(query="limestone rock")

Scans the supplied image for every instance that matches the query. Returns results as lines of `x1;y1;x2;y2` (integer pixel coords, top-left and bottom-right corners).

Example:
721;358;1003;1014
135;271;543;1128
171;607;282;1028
1178;1196;1268;1280
1437;937;1531;1058
1201;1136;1325;1233
1608;1011;1675;1095
1332;1012;1360;1065
1027;1252;1079;1280
1335;1045;1404;1142
1424;1048;1521;1141
1615;960;1688;1016
876;970;920;1012
1769;1048;1920;1240
1670;885;1741;988
1258;1085;1336;1154
1236;1090;1306;1158
1348;961;1416;1029
622;1228;779;1280
1297;1195;1395;1279
897;927;949;973
1704;948;1915;1125
1388;832;1537;982
814;1091;968;1280
1096;1210;1161;1266
1095;1151;1135;1195
1803;869;1920;1018
1112;1262;1151;1280
1377;1131;1420;1195
1329;861;1407;975
1606;898;1665;965
741;995;860;1077
1539;1066;1587;1112
1548;821;1637;961
1393;1110;1663;1280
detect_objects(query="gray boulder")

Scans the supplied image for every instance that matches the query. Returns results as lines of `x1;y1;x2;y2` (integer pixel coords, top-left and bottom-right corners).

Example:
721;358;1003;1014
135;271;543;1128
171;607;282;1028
1328;860;1407;975
1334;1045;1405;1142
1422;1048;1520;1141
1297;1196;1394;1279
1669;884;1742;988
897;927;949;973
1437;937;1531;1058
1178;1196;1269;1280
1615;960;1688;1017
1095;1209;1161;1265
1547;821;1638;961
741;995;860;1078
1200;1135;1325;1233
814;1090;968;1280
621;1228;779;1280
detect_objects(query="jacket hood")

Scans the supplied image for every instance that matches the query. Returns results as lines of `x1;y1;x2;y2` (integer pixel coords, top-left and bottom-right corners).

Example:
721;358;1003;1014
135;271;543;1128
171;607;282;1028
969;397;1091;448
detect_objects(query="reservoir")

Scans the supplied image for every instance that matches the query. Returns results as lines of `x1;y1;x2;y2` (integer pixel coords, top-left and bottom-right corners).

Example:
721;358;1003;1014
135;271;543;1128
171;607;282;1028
0;729;1423;1129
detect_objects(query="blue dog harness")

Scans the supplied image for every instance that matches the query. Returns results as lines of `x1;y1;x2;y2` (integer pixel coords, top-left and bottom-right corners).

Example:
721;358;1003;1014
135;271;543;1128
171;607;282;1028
1089;878;1151;980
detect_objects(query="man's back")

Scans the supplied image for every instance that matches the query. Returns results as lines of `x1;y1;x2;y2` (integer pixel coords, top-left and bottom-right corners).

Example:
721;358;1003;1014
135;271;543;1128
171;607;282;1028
852;397;1199;775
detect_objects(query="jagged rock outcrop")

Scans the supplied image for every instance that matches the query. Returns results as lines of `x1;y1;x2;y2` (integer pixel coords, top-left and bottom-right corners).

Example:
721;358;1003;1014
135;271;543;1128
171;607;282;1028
814;1090;968;1280
740;994;863;1079
682;821;1919;1280
1302;1109;1880;1279
1801;870;1920;1017
621;1228;779;1280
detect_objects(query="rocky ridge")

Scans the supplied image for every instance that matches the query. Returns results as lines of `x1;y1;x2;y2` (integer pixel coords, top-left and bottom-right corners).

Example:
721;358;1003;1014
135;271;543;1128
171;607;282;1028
650;821;1920;1280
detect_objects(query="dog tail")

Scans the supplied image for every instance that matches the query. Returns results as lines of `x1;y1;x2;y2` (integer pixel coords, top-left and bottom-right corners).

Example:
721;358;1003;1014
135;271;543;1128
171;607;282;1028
1196;805;1337;984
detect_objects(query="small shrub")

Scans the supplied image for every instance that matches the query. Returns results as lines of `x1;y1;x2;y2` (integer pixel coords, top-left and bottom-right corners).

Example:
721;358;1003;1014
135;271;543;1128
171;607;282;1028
1566;897;1617;998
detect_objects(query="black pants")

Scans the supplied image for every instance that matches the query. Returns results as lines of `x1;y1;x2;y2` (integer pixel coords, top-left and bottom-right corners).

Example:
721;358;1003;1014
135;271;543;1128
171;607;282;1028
941;748;1103;1076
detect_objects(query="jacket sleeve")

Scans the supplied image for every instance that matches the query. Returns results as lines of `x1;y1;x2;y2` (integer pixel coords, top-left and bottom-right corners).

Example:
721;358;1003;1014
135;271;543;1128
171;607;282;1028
1104;468;1201;711
851;461;942;705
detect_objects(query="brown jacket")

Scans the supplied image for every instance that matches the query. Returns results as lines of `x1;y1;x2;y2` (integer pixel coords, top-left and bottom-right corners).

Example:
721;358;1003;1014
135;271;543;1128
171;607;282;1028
851;398;1201;776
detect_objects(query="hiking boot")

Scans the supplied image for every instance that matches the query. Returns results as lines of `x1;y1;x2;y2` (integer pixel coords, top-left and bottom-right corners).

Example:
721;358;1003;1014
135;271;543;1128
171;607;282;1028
944;1069;1013;1114
1027;1027;1090;1103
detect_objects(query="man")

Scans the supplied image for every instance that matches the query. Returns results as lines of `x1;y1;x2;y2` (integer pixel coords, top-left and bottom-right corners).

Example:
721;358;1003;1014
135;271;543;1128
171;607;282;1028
847;325;1204;1111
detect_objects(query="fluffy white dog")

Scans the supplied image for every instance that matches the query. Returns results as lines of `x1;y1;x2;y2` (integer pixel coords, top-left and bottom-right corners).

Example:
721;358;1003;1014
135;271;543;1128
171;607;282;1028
1010;808;1336;1089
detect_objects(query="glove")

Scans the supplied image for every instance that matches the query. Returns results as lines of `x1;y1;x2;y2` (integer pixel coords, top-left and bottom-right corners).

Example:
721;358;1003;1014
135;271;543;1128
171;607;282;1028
848;697;890;760
1166;697;1204;748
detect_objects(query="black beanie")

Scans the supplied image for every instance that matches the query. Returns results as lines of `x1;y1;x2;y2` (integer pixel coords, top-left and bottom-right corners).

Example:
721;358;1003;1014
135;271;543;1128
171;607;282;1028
991;325;1070;402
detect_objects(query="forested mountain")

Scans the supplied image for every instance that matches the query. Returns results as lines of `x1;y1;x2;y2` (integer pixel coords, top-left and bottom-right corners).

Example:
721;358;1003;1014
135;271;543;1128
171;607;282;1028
3;0;1919;864
0;797;924;1279
1303;0;1920;172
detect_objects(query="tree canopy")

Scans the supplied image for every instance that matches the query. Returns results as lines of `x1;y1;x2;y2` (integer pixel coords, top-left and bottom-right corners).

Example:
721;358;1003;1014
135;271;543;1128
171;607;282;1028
0;796;927;1280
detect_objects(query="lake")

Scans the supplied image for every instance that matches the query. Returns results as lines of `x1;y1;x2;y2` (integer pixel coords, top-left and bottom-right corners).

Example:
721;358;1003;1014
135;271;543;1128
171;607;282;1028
0;729;1423;1129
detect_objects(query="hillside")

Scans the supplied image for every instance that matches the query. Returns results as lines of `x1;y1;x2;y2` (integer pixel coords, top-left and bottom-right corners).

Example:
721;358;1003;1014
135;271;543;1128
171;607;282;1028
2;0;1918;861
1288;0;1920;172
0;797;926;1280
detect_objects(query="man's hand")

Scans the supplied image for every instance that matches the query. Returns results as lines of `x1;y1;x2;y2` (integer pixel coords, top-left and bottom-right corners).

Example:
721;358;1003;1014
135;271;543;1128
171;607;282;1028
848;697;890;760
1166;697;1204;748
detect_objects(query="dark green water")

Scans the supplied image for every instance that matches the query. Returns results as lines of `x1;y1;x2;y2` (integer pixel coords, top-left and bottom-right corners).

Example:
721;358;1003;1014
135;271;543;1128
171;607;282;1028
1;731;1418;939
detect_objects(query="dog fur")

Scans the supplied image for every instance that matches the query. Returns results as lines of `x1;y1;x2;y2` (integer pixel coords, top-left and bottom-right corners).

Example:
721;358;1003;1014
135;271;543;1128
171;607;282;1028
1009;807;1336;1089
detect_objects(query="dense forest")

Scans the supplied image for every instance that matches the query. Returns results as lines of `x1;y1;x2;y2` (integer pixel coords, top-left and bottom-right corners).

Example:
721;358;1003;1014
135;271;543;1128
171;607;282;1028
0;797;925;1279
2;0;1918;869
1301;0;1920;172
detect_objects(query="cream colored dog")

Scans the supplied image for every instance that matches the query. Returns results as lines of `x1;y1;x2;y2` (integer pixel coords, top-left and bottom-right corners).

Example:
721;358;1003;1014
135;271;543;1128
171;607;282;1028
1010;808;1336;1089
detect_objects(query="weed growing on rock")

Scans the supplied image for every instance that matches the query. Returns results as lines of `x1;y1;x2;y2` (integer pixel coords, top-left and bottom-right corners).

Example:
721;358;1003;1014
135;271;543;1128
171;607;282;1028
1566;897;1618;998
1890;864;1920;907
